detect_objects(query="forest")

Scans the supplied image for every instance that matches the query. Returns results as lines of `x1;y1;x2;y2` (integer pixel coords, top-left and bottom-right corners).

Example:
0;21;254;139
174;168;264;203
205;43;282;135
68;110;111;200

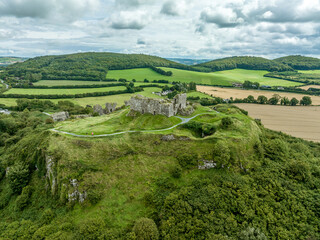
274;55;320;70
197;56;294;72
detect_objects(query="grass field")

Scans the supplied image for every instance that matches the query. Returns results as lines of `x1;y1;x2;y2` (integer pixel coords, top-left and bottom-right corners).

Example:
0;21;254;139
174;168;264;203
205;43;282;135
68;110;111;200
4;85;127;95
198;86;320;105
34;80;115;86
0;87;163;107
107;68;302;87
56;108;182;135
34;80;171;87
235;104;320;142
299;70;320;74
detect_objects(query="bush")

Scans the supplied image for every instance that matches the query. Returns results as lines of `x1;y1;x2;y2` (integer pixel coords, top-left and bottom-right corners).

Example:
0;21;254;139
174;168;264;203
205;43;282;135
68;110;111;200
78;218;106;240
7;162;30;194
212;141;231;168
40;209;55;225
15;186;32;211
45;118;54;124
132;218;159;240
220;117;233;129
170;165;182;178
177;153;198;169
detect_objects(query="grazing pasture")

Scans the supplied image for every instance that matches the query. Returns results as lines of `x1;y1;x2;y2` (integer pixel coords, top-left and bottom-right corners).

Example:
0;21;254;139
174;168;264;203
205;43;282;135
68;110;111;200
235;103;320;142
198;86;320;105
3;85;127;95
299;85;320;90
34;80;114;86
107;68;302;87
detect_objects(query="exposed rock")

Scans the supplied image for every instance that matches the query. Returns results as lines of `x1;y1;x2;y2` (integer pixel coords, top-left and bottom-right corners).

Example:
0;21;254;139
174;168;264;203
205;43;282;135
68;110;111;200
51;111;69;122
125;93;187;117
72;114;91;119
161;135;176;141
68;179;87;203
179;136;190;141
45;155;57;195
198;160;216;170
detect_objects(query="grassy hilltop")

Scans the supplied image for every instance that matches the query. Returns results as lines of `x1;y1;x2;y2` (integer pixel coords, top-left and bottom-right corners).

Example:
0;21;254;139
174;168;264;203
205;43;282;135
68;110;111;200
0;102;320;239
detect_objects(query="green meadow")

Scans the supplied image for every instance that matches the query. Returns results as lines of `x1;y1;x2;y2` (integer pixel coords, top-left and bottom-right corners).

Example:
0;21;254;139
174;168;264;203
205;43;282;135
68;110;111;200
4;85;127;95
0;87;163;107
34;80;113;86
107;68;302;87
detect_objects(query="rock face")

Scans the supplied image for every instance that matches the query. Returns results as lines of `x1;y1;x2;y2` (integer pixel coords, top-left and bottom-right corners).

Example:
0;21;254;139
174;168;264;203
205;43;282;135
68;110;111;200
45;155;57;195
125;93;187;117
93;102;117;115
51;111;69;122
198;160;216;170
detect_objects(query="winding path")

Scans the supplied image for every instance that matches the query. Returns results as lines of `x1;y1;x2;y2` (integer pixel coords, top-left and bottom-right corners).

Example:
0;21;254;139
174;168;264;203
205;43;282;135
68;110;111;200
51;112;217;138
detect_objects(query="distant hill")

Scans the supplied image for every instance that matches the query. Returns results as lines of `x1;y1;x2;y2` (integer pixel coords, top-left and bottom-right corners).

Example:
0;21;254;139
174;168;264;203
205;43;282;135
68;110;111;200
0;57;26;66
274;55;320;70
197;56;293;72
1;52;208;82
167;58;211;65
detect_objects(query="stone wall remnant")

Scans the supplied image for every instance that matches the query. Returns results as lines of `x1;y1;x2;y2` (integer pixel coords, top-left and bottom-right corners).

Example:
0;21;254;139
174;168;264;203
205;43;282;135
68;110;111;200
51;111;69;122
125;93;187;117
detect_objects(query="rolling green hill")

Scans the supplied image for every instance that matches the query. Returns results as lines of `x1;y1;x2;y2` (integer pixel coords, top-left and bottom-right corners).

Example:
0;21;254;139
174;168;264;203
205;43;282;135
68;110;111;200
0;52;207;83
274;55;320;70
0;103;320;239
107;67;302;87
197;56;293;72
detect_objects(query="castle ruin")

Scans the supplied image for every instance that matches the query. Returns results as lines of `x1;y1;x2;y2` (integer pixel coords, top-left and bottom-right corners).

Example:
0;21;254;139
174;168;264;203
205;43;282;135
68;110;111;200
125;93;187;117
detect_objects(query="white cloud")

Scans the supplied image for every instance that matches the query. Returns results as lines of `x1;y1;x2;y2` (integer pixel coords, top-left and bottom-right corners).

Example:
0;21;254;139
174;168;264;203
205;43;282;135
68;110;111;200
161;0;187;16
110;10;151;30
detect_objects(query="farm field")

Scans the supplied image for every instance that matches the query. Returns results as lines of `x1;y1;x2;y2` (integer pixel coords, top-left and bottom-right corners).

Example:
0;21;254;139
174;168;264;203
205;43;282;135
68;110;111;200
107;68;302;87
34;80;170;87
299;70;320;74
299;85;320;90
0;87;163;107
4;85;127;95
235;103;320;142
33;80;114;86
198;86;320;105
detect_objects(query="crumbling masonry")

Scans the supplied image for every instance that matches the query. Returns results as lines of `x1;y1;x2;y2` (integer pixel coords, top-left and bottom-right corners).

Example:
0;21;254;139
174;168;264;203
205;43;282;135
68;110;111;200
125;93;187;117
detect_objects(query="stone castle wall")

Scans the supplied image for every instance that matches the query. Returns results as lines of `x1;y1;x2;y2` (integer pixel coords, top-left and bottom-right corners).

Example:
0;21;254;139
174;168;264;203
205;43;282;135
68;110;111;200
125;93;187;117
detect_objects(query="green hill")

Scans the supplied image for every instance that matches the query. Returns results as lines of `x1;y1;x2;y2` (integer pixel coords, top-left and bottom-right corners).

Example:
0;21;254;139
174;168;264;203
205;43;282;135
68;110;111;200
274;55;320;70
0;102;320;239
197;56;293;72
1;52;207;83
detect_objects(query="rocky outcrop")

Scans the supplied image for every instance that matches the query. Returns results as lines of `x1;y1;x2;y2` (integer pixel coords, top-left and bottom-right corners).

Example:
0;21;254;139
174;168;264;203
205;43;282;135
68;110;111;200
198;160;216;170
125;93;187;117
45;155;57;195
68;179;87;203
51;111;69;122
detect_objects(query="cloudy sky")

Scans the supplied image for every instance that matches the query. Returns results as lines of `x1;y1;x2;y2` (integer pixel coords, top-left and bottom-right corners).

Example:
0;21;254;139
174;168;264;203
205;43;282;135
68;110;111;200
0;0;320;59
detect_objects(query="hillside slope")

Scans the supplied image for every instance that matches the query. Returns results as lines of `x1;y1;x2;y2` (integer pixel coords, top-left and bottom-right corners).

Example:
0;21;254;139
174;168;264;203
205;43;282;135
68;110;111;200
0;103;320;239
1;52;206;82
0;57;26;66
274;55;320;70
197;56;293;72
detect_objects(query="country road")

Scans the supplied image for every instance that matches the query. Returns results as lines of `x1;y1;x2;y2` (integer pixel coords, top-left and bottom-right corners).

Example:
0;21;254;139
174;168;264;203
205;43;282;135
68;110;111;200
51;112;217;138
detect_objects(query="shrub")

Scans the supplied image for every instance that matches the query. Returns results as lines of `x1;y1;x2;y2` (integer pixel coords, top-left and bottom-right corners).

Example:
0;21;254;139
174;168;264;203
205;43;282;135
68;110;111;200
212;141;231;168
40;209;55;225
78;218;106;240
170;165;182;178
177;153;198;169
7;162;30;194
132;218;159;240
45;118;54;124
15;186;32;211
220;117;233;129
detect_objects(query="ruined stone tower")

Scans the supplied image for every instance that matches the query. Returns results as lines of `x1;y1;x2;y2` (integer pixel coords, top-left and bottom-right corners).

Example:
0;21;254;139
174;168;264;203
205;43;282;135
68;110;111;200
125;93;187;117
